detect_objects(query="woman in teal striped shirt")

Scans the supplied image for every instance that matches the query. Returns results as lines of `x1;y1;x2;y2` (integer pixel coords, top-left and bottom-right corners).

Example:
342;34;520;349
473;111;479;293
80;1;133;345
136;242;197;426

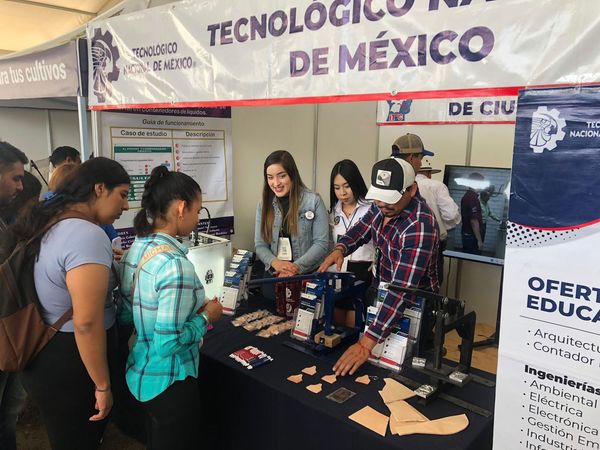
119;166;222;450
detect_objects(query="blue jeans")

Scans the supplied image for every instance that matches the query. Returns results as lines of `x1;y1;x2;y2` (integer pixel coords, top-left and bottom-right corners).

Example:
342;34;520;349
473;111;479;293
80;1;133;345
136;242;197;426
0;371;26;450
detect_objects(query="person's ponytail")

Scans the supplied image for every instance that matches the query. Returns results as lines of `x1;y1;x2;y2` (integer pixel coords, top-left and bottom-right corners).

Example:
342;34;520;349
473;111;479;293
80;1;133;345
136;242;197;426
134;165;201;237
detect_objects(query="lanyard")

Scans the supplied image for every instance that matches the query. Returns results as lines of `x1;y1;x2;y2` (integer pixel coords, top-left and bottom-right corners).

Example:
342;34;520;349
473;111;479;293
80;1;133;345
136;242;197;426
339;205;360;232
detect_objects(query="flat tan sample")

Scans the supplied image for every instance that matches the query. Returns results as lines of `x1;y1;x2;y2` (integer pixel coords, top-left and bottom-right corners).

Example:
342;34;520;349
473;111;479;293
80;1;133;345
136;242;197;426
302;365;317;376
306;383;323;394
287;374;303;384
387;400;428;423
379;377;415;404
348;406;389;437
321;374;337;384
392;414;469;436
355;375;371;385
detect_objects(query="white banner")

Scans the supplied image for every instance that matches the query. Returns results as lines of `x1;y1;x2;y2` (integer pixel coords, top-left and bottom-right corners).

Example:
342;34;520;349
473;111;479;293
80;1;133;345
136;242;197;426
99;108;233;245
376;96;516;124
494;88;600;449
87;0;600;109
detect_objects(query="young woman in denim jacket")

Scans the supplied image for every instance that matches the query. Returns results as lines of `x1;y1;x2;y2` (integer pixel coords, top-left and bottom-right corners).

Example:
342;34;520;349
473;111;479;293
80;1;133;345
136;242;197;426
254;150;329;278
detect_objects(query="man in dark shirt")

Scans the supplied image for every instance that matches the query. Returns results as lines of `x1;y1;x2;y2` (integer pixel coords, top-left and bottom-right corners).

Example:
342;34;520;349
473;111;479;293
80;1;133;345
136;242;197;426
461;172;486;255
0;141;28;450
319;157;439;376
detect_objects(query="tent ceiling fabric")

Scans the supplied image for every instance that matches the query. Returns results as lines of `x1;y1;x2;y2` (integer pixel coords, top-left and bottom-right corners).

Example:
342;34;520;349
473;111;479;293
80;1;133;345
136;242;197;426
0;0;120;54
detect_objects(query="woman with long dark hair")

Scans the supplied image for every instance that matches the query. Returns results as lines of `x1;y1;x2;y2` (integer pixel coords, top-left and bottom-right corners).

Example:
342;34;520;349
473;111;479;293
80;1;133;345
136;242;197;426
329;160;374;325
329;159;374;284
13;157;130;450
255;150;329;277
119;165;222;450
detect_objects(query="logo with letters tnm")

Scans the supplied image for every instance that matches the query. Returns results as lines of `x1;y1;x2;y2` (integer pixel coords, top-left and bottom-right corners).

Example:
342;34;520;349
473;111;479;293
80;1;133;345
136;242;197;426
386;100;413;122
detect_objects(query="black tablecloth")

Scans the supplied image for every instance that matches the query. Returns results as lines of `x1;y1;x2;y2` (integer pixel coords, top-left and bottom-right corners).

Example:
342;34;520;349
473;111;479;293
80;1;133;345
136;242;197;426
198;296;495;450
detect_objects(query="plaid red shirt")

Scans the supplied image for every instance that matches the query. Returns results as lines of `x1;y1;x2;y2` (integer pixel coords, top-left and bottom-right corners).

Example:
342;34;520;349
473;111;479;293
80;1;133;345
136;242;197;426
337;195;439;343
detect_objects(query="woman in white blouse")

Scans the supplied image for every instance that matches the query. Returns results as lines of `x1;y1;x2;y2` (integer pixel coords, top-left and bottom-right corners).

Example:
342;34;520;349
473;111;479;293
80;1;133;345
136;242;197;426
329;160;374;325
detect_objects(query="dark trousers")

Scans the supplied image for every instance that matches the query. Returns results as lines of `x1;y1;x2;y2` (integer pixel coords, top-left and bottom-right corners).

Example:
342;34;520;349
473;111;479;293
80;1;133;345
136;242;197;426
0;371;26;450
462;232;481;255
21;327;118;450
142;377;200;450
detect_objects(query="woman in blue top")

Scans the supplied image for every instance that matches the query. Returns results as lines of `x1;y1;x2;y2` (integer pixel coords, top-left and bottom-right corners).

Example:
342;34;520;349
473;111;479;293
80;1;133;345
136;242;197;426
119;165;222;450
254;151;329;315
12;157;130;450
255;150;329;276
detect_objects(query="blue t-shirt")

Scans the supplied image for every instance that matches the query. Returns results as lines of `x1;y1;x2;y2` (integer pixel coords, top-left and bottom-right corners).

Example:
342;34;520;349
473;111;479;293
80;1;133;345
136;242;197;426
34;218;116;332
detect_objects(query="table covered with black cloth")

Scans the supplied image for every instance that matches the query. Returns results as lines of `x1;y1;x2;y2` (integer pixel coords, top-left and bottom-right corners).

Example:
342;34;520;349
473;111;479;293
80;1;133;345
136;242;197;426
197;295;495;450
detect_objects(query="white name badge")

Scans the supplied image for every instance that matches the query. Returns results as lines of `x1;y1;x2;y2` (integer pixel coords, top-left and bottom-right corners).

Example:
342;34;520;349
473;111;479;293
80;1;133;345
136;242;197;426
277;237;293;261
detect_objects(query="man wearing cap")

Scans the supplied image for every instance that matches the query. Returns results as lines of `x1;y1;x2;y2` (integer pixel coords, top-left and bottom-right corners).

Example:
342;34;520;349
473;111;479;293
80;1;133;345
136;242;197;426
390;133;435;171
318;157;439;376
416;159;460;284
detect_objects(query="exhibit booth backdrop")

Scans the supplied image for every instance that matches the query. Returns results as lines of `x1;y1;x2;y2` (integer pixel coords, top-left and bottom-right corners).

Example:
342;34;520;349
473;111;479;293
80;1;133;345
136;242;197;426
74;3;600;448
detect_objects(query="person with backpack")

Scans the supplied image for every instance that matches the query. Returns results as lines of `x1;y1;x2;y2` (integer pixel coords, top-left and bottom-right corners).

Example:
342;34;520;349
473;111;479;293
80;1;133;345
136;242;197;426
118;166;222;450
8;157;130;450
0;141;28;450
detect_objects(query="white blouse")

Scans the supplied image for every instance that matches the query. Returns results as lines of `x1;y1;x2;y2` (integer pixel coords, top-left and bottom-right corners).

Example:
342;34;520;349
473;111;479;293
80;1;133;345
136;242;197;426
331;199;375;271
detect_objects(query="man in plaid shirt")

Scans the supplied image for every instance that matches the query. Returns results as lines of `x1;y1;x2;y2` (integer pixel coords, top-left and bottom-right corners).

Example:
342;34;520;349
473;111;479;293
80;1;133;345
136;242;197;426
319;157;439;376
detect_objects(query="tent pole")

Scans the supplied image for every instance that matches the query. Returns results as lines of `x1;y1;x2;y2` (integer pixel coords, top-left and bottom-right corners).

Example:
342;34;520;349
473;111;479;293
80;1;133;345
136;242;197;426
77;95;90;160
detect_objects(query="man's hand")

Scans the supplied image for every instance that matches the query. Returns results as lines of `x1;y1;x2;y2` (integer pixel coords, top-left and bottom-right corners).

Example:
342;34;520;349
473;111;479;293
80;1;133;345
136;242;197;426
333;338;375;376
317;248;345;272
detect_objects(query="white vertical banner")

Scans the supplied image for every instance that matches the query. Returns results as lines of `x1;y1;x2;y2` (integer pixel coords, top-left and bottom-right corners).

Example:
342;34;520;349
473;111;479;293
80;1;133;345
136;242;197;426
494;87;600;449
99;108;233;246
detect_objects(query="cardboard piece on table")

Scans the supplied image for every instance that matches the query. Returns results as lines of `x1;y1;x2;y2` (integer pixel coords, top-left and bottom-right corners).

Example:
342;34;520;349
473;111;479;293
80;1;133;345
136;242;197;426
287;374;303;384
391;414;469;436
302;365;317;376
387;400;429;423
348;406;389;437
322;374;337;384
379;377;415;404
355;375;371;385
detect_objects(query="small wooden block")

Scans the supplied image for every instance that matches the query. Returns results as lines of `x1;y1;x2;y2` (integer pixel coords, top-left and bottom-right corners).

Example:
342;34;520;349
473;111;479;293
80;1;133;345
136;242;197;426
287;374;303;384
355;375;371;385
302;365;317;376
322;374;337;384
306;383;323;394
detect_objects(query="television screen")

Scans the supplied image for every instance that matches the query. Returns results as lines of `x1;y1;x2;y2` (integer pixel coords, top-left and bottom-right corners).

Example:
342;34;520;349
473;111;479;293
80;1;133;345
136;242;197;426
442;165;511;266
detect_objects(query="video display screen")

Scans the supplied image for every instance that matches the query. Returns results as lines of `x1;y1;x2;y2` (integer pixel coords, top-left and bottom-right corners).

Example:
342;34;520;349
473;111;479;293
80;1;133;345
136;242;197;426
443;165;511;266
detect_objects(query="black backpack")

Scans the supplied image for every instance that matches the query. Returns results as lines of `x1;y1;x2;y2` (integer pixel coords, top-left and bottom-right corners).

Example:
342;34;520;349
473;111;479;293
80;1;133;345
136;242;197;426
0;216;78;372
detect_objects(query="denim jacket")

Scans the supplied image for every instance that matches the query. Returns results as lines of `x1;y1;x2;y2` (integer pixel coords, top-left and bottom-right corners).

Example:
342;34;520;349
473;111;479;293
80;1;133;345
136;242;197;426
254;189;329;274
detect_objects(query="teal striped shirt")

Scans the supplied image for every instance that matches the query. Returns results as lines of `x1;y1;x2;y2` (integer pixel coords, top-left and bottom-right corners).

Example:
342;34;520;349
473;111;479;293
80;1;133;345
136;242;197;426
119;233;207;402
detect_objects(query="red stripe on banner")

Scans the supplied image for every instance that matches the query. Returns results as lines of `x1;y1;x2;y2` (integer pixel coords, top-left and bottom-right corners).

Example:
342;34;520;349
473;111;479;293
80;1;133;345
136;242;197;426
222;307;234;312
512;217;600;232
377;121;517;126
293;329;308;338
88;82;600;111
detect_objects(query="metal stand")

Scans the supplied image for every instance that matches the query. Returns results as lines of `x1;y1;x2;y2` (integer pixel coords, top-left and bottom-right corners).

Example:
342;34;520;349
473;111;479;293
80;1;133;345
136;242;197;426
472;265;504;348
387;284;494;417
248;272;366;356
